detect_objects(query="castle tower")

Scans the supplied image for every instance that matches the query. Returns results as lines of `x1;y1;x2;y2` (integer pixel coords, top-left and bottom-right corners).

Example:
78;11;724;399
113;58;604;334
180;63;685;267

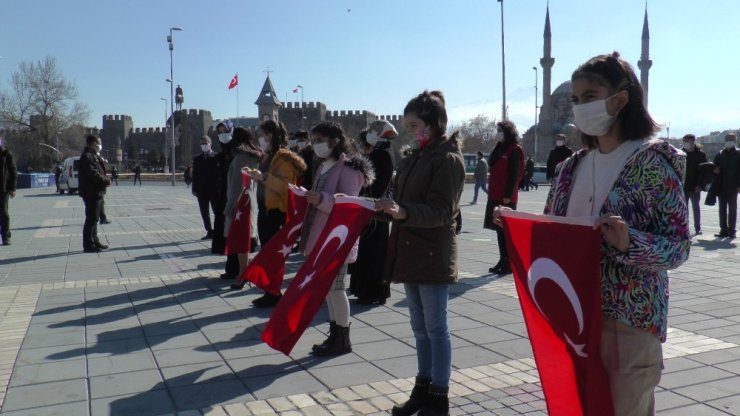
637;5;652;106
538;4;555;161
254;75;282;122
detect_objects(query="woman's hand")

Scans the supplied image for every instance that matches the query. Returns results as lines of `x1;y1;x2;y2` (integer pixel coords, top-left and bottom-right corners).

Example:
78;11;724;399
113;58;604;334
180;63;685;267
305;191;322;205
375;198;408;220
242;167;264;182
594;214;630;253
492;206;513;227
502;197;511;204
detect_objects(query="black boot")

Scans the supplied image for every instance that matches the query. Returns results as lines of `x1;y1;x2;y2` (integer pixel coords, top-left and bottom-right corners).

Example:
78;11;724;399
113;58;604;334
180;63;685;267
489;257;508;274
252;292;282;307
314;324;351;356
419;384;449;416
392;376;431;416
312;321;337;352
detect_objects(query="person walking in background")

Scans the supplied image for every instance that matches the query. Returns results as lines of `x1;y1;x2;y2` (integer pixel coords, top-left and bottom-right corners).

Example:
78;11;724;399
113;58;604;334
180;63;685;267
224;127;262;276
298;121;373;356
240;119;306;302
183;164;192;188
531;52;689;415
483;120;524;275
78;135;111;253
546;133;574;182
54;163;62;193
349;120;396;306
682;134;707;235
521;155;538;191
713;133;740;239
0;138;17;246
133;164;142;186
110;166;119;186
471;151;488;204
377;91;465;416
192;136;219;240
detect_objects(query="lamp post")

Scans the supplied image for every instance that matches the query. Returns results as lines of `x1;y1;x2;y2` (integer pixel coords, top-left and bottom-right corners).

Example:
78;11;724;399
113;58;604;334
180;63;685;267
167;26;182;186
296;85;304;129
159;97;168;172
533;66;538;162
497;0;507;121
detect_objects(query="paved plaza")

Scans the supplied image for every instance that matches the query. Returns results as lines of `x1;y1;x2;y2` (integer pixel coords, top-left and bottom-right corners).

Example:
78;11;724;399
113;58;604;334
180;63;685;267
1;181;740;415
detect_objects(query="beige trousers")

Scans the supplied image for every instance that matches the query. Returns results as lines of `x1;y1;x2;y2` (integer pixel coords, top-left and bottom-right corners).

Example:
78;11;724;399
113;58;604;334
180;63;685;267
600;317;664;416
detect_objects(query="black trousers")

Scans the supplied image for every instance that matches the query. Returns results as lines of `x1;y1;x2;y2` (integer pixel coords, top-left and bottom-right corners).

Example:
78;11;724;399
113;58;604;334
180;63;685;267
718;191;738;233
133;174;141;186
100;197;108;222
83;196;103;249
0;192;10;242
197;194;218;232
257;208;286;247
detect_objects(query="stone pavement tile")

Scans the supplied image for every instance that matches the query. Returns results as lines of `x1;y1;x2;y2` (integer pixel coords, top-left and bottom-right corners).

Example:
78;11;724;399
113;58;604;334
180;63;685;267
90;389;175;416
14;343;82;366
714;358;740;375
663;357;706;374
308;362;392;391
147;331;210;351
450;345;508;369
482;339;534;361
89;368;164;399
229;354;300;379
0;400;89;416
685;347;740;365
9;358;86;387
29;309;84;324
2;378;87;412
243;370;326;400
352;310;408;327
660;366;737;390
84;337;149;357
89;325;146;344
448;315;493;331
161;362;237;387
152;345;225;368
201;326;262;345
351;339;416;362
353;324;402;343
706;395;740;415
674;376;740;402
294;352;365;370
657;403;735;415
87;350;158;376
141;319;202;337
454;326;522;345
169;379;253;411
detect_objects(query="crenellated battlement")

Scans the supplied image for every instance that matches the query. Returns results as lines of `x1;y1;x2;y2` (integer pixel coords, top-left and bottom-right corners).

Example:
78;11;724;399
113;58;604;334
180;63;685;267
180;109;212;117
103;114;133;121
379;115;402;121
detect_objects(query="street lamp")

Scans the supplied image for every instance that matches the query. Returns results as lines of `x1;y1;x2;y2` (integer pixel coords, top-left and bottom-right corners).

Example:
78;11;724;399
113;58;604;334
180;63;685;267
498;0;507;121
160;97;168;172
533;66;538;162
296;85;304;129
167;26;182;186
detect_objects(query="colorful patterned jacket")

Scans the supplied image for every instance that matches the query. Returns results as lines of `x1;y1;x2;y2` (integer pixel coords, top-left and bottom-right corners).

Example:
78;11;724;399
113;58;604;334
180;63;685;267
544;139;691;342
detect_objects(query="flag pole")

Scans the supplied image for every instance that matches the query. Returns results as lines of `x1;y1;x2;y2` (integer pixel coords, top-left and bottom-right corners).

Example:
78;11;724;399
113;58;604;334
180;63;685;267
236;72;240;126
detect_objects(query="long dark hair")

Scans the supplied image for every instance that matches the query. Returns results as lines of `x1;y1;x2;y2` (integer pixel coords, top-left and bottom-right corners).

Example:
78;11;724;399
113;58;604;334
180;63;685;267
259;119;288;152
231;127;261;155
403;90;448;141
311;121;349;160
572;51;660;148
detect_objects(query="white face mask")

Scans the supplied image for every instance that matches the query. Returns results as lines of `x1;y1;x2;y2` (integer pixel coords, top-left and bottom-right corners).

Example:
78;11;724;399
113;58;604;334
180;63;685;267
97;144;103;153
494;132;504;142
725;141;736;149
572;93;618;137
200;144;211;153
218;132;232;144
258;137;269;151
556;140;564;147
288;139;297;149
683;141;694;151
366;131;380;146
313;142;331;158
297;141;308;151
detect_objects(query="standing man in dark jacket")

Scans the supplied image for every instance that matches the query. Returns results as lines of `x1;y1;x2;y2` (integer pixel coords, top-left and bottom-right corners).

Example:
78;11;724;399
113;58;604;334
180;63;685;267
713;134;740;239
546;133;573;182
471;151;488;204
79;135;111;252
192;136;219;240
0;139;17;245
682;134;707;235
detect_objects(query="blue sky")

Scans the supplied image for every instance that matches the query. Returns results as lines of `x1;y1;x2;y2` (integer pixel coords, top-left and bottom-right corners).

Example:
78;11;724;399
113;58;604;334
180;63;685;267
1;0;738;138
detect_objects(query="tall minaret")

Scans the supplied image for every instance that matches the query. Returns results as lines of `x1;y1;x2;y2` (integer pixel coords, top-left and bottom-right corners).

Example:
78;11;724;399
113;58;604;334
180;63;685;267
637;5;652;106
539;4;554;162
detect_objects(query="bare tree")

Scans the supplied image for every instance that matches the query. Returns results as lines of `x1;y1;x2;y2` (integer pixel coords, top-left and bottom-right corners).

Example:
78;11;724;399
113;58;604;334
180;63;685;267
456;114;497;154
0;56;90;170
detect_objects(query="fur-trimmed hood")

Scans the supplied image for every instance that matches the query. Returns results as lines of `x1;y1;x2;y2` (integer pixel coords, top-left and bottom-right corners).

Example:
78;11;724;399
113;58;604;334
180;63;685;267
273;148;307;173
344;153;375;187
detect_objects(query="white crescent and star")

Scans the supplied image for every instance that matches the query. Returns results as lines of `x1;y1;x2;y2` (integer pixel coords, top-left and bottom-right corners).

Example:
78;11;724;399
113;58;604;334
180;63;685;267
527;257;588;358
234;210;242;221
296;225;349;290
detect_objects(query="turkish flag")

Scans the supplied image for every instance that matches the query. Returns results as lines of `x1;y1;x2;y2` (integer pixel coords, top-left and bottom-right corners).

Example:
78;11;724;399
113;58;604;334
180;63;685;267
237;185;308;294
224;174;252;255
500;210;613;416
262;196;376;355
228;74;238;90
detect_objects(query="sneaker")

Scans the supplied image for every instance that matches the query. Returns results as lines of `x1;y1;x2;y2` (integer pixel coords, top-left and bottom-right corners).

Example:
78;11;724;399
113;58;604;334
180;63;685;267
715;231;730;238
95;243;109;250
695;229;702;235
99;219;112;224
731;232;737;239
252;292;282;308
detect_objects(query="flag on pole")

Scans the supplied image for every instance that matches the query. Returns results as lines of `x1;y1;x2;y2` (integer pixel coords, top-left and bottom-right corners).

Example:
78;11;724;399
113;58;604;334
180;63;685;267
228;74;239;90
238;185;308;294
262;196;376;355
500;210;613;416
225;172;252;255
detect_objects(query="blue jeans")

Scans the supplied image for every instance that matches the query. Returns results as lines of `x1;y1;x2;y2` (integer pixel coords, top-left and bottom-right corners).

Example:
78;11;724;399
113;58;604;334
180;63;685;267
473;179;488;202
404;283;451;387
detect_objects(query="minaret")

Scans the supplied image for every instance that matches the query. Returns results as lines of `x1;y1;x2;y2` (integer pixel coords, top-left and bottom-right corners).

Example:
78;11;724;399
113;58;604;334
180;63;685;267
254;74;283;122
539;4;554;162
637;5;652;106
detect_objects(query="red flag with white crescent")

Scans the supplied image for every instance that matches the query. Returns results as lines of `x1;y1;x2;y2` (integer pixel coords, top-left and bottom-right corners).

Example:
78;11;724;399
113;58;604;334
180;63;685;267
228;73;238;90
238;185;308;294
500;211;613;416
224;174;252;255
262;196;376;355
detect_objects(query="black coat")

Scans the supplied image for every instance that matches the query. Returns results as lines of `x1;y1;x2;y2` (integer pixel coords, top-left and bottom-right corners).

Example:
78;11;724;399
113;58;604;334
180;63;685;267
683;147;708;191
0;148;17;194
211;151;232;254
546;145;574;180
713;147;740;194
192;151;219;196
79;147;109;199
